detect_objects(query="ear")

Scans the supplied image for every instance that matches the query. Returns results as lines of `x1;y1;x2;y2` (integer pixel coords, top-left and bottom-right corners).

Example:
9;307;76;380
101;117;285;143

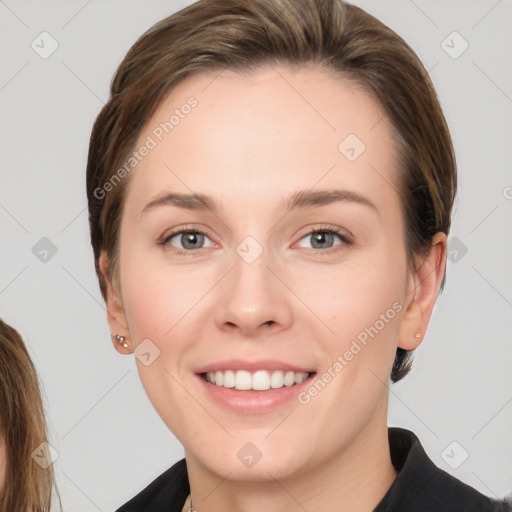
398;232;447;350
98;251;132;355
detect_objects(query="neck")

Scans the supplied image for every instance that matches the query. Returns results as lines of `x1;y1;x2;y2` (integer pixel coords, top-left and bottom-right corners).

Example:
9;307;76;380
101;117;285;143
184;400;397;512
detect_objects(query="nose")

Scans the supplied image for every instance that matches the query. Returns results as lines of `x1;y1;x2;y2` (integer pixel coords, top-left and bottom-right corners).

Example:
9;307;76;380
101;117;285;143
214;247;293;338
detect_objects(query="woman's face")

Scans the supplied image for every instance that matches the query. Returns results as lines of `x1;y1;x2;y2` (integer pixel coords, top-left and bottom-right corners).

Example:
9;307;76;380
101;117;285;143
104;64;443;481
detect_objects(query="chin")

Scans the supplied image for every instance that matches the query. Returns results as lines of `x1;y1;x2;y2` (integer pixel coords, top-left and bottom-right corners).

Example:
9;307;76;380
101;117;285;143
190;441;312;483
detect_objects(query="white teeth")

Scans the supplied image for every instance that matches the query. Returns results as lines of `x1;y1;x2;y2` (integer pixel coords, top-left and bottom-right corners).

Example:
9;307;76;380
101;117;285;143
284;371;295;386
270;370;284;388
223;369;235;388
252;370;270;391
204;369;309;391
235;370;252;390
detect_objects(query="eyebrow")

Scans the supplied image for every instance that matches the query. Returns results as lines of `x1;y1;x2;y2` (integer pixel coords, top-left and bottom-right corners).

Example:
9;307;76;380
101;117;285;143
139;189;378;216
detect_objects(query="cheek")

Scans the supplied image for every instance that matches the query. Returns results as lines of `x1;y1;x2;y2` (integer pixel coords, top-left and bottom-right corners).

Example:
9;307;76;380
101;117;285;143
118;235;205;341
118;254;201;435
121;270;172;341
299;270;402;432
303;251;405;383
305;257;403;332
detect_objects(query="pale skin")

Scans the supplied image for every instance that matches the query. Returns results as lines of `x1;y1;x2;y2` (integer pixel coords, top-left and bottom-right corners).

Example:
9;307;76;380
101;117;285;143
100;64;446;512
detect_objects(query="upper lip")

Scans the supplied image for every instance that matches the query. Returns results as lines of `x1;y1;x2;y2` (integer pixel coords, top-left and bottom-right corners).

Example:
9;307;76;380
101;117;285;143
195;359;315;374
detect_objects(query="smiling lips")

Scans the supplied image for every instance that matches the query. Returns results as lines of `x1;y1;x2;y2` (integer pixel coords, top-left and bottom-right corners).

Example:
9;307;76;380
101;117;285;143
202;369;312;391
196;361;317;411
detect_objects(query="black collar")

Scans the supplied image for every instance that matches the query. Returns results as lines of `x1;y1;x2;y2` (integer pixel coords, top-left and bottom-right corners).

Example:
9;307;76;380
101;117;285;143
115;427;510;511
375;427;509;511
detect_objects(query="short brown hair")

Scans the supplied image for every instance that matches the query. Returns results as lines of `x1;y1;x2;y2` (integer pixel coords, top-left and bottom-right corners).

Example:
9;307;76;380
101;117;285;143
86;0;456;383
0;319;61;511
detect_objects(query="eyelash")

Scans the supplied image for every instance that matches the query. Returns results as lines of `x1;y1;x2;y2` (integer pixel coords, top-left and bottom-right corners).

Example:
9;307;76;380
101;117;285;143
158;224;353;256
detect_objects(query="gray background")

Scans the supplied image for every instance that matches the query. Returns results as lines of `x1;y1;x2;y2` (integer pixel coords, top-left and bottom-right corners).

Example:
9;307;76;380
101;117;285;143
1;0;511;510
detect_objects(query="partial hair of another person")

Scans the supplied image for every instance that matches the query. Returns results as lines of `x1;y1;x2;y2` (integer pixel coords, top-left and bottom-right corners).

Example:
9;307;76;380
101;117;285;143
86;0;457;383
0;319;61;512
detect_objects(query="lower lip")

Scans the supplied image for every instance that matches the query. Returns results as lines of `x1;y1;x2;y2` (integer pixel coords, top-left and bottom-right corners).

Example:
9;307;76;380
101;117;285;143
196;373;316;413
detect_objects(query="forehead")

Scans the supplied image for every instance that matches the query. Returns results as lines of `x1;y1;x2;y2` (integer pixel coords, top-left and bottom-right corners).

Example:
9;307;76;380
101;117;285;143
125;64;400;216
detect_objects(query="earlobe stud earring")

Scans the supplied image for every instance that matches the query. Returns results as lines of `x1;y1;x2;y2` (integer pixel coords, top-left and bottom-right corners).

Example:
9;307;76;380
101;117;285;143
414;331;421;340
112;334;129;349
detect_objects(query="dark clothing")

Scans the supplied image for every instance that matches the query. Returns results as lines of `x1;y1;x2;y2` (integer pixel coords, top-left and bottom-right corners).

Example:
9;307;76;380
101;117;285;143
374;428;511;512
115;427;511;511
